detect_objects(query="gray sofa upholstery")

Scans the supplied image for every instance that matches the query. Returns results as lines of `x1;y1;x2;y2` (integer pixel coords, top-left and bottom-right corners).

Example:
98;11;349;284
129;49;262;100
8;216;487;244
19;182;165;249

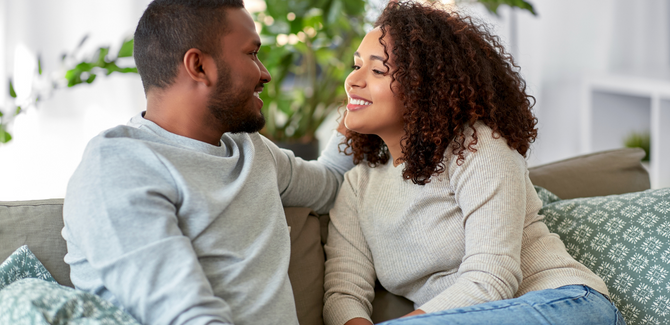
0;148;650;324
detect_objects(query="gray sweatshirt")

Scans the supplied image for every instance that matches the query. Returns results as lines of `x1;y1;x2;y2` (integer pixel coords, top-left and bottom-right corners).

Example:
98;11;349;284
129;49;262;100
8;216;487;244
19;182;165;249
62;113;353;325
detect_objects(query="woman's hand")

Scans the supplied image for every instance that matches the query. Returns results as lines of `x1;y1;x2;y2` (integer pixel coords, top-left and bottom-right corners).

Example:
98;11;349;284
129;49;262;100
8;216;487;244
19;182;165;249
402;309;426;318
344;317;374;325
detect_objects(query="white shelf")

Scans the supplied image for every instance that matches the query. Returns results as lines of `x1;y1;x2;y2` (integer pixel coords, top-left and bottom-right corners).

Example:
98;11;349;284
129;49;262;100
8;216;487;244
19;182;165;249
581;74;670;189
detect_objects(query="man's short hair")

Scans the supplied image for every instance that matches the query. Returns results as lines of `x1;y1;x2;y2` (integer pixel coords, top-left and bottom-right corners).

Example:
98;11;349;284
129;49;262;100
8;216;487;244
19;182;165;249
134;0;245;93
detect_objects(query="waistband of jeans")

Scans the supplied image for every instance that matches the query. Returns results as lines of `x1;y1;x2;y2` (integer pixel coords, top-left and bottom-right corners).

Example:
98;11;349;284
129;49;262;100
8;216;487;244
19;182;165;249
557;284;612;303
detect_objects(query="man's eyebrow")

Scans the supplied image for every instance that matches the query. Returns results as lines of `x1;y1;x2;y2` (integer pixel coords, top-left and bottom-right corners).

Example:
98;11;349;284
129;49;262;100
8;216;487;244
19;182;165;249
353;51;385;62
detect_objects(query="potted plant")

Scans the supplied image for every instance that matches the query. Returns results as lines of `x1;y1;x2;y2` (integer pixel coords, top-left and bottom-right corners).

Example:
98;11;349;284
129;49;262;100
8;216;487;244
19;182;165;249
254;0;367;159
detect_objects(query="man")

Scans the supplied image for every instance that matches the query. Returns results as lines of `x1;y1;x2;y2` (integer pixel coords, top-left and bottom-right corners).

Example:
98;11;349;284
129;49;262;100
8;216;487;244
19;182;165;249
62;1;352;324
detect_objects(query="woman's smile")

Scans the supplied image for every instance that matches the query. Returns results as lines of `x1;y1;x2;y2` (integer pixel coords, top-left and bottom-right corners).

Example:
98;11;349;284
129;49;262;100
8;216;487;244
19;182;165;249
347;96;373;111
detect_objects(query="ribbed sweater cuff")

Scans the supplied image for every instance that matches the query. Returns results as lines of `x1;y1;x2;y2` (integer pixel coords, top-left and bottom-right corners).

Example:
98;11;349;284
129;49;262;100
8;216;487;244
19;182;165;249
324;298;372;325
419;296;453;314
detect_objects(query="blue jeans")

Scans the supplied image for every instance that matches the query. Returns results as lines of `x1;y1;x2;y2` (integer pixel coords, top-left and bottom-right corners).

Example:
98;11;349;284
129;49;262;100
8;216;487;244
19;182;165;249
378;285;625;325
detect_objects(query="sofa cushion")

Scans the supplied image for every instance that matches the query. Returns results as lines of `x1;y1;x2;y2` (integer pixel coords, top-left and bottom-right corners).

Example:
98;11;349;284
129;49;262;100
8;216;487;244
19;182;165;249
0;245;56;290
0;199;72;288
285;207;326;325
529;148;650;199
537;186;670;325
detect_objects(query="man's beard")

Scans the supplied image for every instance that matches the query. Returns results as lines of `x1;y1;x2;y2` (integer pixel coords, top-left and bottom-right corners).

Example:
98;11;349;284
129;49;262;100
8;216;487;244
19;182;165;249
207;59;265;134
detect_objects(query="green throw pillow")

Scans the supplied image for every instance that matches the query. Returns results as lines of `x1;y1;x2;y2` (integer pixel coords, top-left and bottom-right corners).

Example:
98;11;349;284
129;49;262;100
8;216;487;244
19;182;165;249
0;245;56;290
536;186;670;325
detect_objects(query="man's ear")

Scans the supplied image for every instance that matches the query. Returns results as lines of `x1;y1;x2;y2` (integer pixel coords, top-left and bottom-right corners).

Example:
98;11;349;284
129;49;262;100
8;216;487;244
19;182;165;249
183;48;215;87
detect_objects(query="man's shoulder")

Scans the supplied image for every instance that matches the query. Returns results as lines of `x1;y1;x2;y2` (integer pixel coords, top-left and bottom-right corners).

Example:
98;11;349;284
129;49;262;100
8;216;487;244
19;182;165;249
93;124;163;146
79;125;173;172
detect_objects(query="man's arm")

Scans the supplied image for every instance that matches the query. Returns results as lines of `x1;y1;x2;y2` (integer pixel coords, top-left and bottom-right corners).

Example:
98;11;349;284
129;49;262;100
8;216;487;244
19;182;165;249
63;138;232;325
264;128;355;214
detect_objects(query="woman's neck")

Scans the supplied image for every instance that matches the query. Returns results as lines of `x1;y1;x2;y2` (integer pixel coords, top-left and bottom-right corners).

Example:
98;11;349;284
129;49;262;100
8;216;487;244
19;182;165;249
380;133;404;167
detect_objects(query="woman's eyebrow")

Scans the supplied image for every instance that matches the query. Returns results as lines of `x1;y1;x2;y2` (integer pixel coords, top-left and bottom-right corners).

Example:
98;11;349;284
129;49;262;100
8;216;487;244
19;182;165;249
354;51;385;62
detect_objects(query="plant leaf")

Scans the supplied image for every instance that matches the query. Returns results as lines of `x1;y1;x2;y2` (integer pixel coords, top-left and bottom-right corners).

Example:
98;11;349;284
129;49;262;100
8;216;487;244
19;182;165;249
118;67;138;73
86;74;97;84
9;80;17;98
117;38;134;58
96;47;110;65
476;0;536;16
0;125;12;143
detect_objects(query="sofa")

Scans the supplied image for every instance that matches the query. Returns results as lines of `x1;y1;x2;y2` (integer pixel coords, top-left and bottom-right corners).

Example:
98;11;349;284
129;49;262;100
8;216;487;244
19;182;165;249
0;148;662;325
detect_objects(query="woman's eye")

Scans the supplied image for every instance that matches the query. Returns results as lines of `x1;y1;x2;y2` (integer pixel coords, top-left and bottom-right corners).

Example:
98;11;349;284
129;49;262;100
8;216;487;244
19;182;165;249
373;69;385;75
351;65;360;70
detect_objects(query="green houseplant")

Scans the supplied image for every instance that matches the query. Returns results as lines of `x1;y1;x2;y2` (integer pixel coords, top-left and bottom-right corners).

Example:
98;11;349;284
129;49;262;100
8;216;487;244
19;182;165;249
253;0;366;154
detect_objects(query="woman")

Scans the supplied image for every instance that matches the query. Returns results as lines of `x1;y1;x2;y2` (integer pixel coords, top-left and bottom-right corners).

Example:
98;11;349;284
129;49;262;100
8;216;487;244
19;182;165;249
323;1;624;325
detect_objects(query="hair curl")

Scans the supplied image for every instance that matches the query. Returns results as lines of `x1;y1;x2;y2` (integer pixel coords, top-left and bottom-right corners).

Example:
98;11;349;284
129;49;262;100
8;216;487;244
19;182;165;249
341;0;538;185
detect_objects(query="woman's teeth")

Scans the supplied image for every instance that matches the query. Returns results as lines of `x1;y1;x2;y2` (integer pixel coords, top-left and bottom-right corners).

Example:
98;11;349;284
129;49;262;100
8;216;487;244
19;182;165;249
350;98;372;106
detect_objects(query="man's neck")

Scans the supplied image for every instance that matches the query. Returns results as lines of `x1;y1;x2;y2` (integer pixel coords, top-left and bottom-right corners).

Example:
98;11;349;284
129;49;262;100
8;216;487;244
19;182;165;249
144;86;223;146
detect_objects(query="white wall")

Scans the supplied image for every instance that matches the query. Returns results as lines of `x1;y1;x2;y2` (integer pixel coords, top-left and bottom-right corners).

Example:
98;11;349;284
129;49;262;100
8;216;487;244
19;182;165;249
0;0;152;200
499;0;670;165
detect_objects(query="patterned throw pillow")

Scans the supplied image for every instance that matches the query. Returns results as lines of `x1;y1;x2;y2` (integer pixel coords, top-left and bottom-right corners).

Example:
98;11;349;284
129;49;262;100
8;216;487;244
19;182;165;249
0;245;140;324
537;186;670;325
0;245;56;290
0;278;141;325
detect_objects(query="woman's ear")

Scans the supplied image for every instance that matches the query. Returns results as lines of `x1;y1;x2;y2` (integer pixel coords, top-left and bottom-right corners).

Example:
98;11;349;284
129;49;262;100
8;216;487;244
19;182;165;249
183;48;215;87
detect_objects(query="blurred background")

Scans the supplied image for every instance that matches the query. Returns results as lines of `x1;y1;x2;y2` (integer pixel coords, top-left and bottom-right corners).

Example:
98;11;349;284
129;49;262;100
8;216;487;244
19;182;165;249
1;0;669;200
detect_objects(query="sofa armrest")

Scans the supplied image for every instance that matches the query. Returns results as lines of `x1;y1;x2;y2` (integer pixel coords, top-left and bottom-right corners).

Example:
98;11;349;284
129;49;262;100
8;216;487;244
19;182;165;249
528;148;650;199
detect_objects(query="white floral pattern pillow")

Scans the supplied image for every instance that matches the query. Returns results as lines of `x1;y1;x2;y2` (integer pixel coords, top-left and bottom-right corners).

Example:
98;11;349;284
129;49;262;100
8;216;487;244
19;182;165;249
537;187;670;325
0;245;140;325
0;278;141;324
0;245;55;290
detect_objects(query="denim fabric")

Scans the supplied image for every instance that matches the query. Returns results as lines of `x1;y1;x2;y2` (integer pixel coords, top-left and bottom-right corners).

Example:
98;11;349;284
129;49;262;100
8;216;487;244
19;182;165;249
378;285;625;325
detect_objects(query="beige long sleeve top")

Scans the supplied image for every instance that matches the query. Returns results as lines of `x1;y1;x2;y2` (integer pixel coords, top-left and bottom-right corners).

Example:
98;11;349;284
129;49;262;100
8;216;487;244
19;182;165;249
323;122;608;325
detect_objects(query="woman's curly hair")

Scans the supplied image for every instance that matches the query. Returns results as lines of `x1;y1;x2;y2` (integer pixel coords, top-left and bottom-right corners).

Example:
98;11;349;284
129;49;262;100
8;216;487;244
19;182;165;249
341;0;538;185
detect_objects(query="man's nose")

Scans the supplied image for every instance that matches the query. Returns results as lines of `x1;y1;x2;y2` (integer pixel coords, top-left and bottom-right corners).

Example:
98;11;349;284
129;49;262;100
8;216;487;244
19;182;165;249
258;60;271;84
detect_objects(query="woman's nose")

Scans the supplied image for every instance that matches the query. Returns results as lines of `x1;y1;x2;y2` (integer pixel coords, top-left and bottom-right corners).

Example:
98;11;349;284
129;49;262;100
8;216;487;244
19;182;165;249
345;69;365;91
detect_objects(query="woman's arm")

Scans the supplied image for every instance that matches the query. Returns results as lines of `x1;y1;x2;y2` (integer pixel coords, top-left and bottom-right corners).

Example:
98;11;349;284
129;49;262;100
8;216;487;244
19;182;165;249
344;318;374;325
323;171;377;325
418;127;530;313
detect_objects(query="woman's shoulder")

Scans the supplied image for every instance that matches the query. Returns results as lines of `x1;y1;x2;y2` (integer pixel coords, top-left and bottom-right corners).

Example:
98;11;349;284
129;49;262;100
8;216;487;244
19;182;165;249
450;121;519;153
445;121;526;170
343;159;398;192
